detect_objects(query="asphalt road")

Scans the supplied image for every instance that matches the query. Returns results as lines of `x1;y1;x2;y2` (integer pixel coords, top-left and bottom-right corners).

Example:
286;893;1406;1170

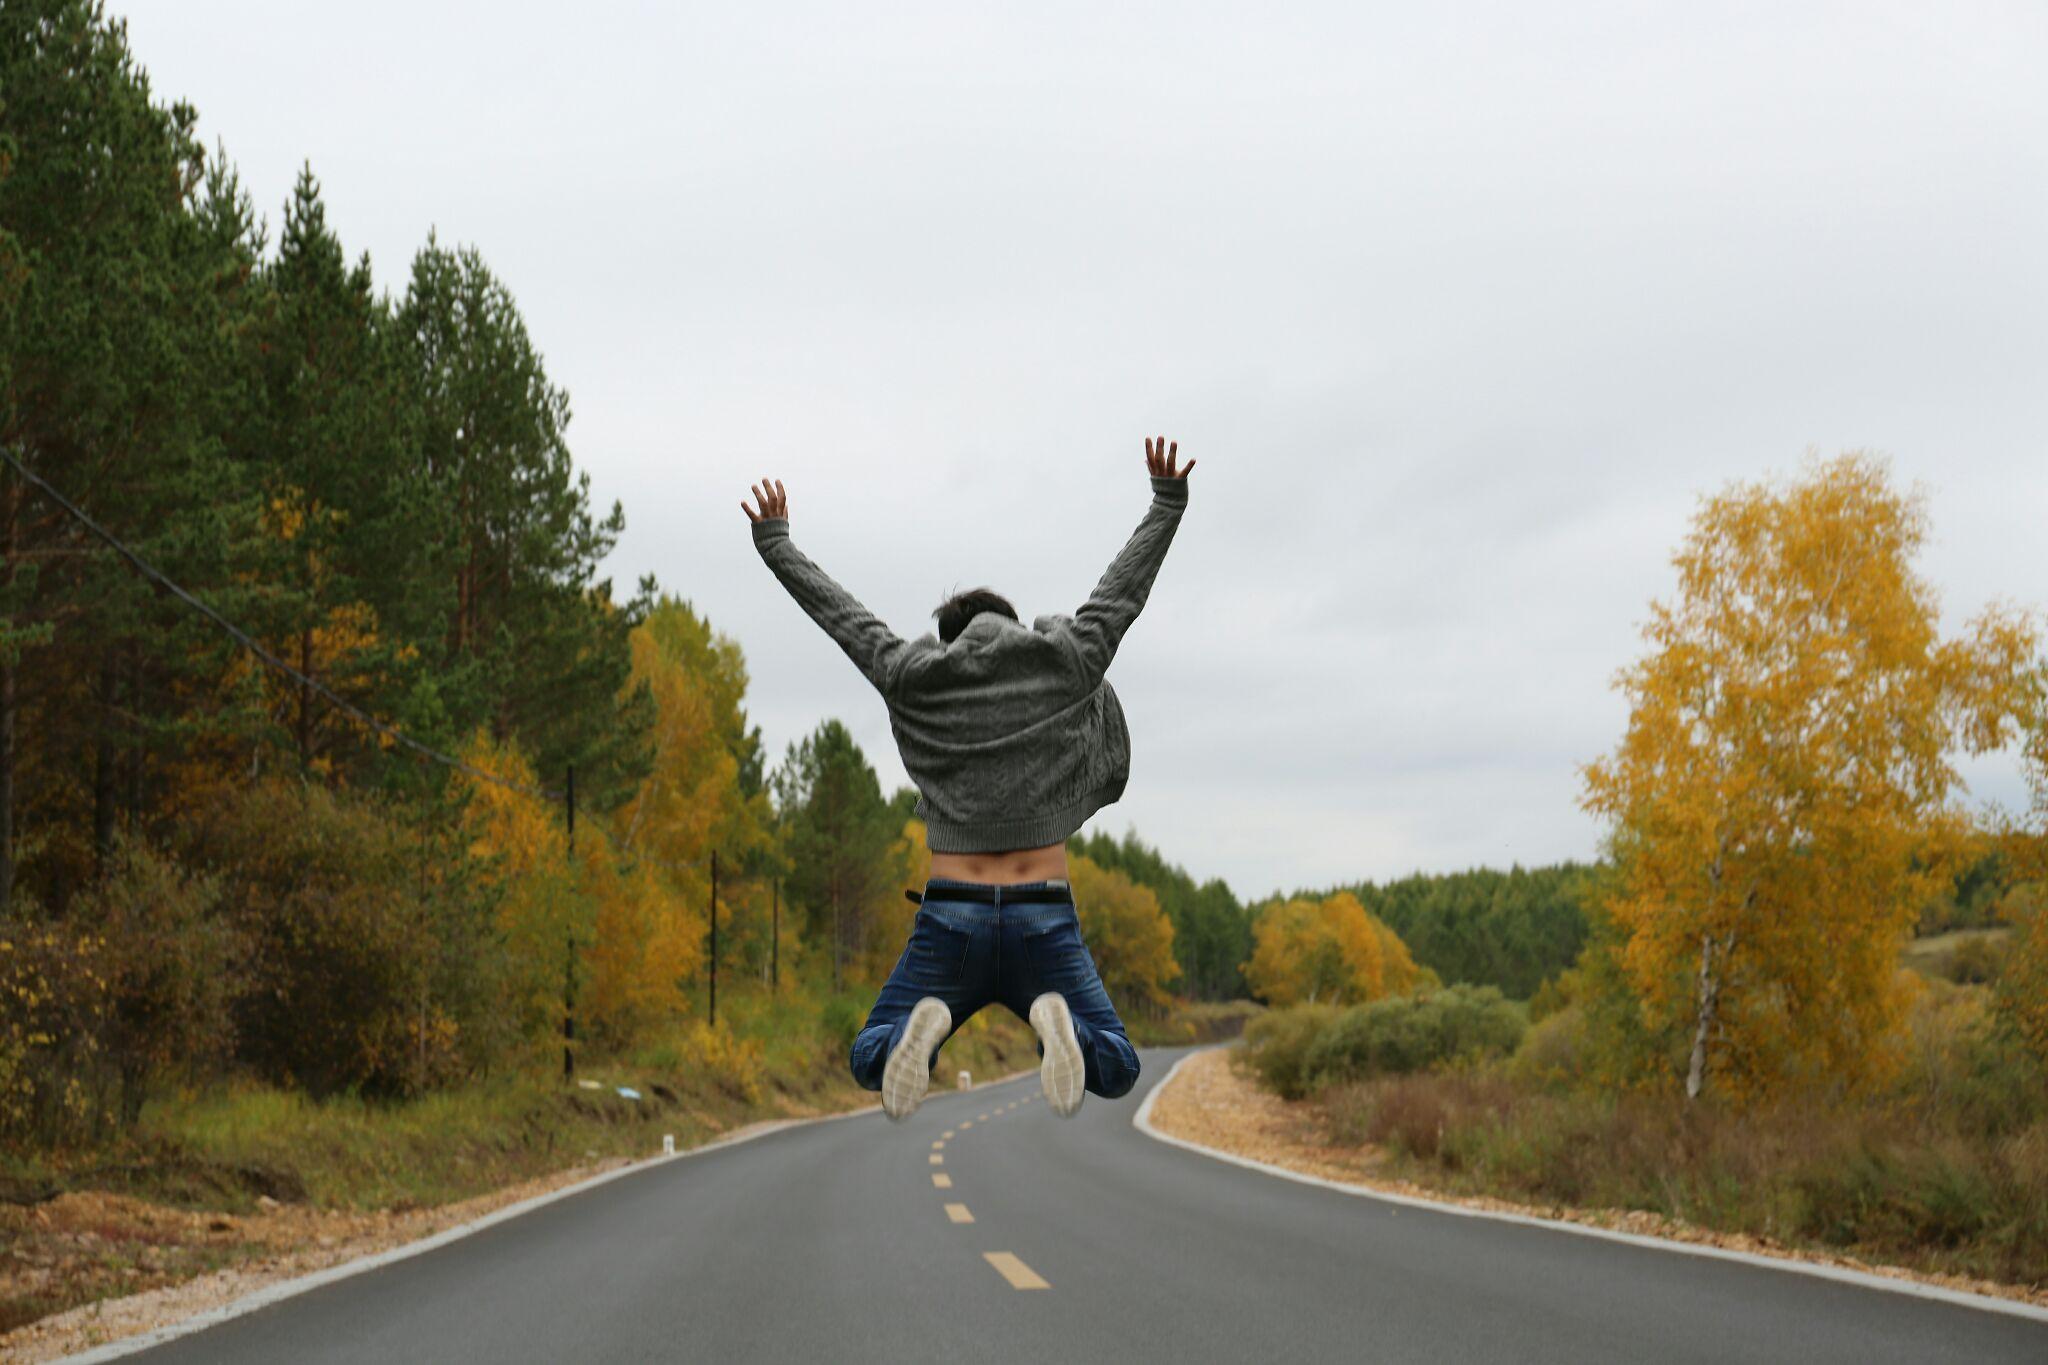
114;1046;2047;1364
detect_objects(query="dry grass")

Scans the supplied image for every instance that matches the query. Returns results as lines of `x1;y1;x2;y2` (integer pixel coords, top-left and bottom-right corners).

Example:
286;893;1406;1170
1211;986;2048;1297
1311;1065;2048;1290
1150;1047;2048;1311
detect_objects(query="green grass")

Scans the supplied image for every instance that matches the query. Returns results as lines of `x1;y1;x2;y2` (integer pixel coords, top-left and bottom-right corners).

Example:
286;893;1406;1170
8;975;1050;1216
0;976;1065;1340
7;953;1253;1221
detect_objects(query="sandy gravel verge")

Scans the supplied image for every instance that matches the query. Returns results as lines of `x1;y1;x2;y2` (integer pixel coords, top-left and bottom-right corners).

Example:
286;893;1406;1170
1144;1045;2048;1314
1;1147;660;1365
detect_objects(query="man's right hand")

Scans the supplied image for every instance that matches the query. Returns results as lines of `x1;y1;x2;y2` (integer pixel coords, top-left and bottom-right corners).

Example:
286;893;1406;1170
742;476;788;524
1145;436;1193;479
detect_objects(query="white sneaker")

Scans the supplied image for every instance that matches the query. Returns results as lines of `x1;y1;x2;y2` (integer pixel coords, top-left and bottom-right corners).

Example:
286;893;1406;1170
1029;992;1085;1118
881;997;951;1122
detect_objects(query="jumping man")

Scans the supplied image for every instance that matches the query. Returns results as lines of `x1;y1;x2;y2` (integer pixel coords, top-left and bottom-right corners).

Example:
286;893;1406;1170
741;436;1195;1119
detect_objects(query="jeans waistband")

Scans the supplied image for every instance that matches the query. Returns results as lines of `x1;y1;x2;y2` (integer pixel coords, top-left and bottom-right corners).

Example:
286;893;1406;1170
914;877;1072;906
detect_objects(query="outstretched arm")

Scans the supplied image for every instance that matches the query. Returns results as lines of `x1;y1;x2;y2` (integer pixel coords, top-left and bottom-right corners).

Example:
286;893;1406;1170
743;476;910;695
1061;436;1195;686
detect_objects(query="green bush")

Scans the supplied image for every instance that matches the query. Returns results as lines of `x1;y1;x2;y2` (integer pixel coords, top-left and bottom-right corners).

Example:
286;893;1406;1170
820;995;867;1051
1303;985;1527;1086
1510;1003;1591;1086
72;838;242;1123
191;781;484;1099
1240;1003;1341;1099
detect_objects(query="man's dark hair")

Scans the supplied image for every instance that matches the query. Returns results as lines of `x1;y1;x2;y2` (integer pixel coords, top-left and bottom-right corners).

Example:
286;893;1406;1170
934;587;1019;644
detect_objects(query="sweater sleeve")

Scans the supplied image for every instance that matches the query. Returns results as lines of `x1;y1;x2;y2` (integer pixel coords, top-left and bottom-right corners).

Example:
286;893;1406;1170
1058;473;1189;686
751;518;909;695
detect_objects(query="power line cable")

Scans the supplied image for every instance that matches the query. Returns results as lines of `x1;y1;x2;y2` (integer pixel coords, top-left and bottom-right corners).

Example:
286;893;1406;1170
2;445;563;802
2;447;750;882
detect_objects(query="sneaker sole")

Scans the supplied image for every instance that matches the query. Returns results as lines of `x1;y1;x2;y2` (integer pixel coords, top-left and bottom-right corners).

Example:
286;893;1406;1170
1031;993;1085;1118
882;997;951;1122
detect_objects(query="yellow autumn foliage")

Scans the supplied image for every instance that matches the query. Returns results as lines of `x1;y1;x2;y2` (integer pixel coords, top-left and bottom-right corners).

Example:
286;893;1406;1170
1580;453;2039;1103
456;732;704;1053
612;601;779;984
869;817;935;977
1244;890;1423;1007
1068;854;1181;1012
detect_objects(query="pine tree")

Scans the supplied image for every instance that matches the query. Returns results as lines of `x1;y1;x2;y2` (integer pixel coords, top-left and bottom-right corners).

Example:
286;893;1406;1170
394;238;652;810
772;720;902;992
0;0;267;907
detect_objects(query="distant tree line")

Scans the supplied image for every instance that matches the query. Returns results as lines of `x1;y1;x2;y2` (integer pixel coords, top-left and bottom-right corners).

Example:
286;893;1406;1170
1332;864;1594;1001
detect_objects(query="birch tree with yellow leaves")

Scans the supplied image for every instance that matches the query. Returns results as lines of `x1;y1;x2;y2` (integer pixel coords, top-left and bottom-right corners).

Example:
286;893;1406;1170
1581;454;2037;1102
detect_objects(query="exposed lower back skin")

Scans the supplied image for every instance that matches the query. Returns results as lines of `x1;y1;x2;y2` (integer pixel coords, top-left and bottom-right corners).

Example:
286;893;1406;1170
927;840;1069;886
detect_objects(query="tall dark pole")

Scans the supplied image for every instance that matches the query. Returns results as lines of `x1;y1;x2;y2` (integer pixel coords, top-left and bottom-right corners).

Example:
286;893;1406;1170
771;876;779;994
708;849;719;1026
563;765;576;1082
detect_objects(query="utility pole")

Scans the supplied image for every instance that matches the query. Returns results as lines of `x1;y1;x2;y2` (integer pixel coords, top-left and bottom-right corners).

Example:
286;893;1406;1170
563;764;576;1082
708;849;719;1027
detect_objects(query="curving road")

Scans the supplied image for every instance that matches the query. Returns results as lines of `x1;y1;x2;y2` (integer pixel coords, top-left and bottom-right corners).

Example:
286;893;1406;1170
94;1046;2048;1364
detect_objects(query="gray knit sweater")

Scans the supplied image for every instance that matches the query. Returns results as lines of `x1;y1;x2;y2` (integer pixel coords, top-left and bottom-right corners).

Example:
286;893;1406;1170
751;473;1190;852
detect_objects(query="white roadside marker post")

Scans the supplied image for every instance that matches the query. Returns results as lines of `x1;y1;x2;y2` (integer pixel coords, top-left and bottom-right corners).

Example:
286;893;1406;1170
662;1134;675;1156
957;1070;972;1090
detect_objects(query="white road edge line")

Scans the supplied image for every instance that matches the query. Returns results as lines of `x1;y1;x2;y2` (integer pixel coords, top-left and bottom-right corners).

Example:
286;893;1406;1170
58;1071;1041;1364
1132;1047;2048;1326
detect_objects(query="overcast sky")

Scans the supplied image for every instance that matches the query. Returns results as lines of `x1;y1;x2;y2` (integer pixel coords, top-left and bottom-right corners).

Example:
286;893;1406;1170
119;2;2048;902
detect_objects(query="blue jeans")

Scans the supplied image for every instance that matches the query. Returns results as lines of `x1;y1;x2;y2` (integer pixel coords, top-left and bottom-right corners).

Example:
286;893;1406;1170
850;877;1142;1100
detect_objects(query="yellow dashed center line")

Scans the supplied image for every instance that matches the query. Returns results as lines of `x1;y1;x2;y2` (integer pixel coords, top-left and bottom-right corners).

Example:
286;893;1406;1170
977;1112;990;1121
959;1120;973;1129
932;1173;952;1189
983;1252;1049;1290
931;1140;945;1150
929;1154;944;1165
944;1203;975;1224
942;1130;955;1139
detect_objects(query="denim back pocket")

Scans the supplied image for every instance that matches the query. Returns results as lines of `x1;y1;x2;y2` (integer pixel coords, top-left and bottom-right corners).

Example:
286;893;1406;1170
906;912;972;987
1022;913;1094;988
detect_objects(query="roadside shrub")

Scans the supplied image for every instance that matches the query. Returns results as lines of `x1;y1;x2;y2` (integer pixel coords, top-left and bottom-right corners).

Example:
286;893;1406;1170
1303;985;1527;1086
191;780;471;1098
71;837;243;1123
0;909;108;1146
1946;1017;2048;1136
1239;1003;1341;1099
820;994;867;1051
1944;935;2006;985
1320;1071;1523;1163
677;1021;765;1104
1309;1050;2048;1284
1993;885;2048;1066
1510;1003;1591;1086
